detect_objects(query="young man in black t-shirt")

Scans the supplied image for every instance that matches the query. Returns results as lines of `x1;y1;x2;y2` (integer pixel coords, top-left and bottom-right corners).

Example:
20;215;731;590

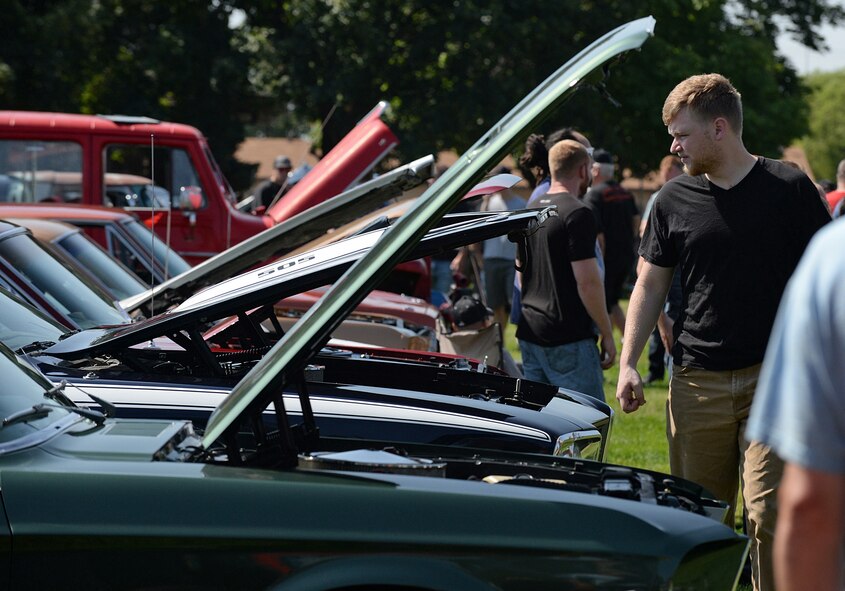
616;74;830;591
516;140;615;402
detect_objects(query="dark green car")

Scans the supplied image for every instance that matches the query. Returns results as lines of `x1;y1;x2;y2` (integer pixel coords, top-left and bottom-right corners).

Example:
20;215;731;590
0;17;748;590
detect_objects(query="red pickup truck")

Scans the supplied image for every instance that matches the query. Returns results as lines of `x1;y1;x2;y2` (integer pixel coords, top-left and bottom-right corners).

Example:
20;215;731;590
0;103;397;265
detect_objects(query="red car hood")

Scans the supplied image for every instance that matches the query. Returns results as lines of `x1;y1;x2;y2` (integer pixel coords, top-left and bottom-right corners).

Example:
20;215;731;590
277;287;438;329
266;102;398;224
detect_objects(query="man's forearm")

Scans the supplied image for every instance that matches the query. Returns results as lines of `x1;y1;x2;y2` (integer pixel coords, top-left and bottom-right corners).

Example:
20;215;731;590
776;465;845;591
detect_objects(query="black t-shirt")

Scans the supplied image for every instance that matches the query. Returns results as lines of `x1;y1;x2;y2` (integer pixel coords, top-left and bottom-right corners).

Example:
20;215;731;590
516;192;598;346
640;157;830;370
256;180;285;208
584;180;639;271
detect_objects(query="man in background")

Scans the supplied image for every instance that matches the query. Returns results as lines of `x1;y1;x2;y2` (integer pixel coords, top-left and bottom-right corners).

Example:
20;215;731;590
639;155;684;384
517;140;615;402
584;149;640;337
255;154;293;209
480;167;526;328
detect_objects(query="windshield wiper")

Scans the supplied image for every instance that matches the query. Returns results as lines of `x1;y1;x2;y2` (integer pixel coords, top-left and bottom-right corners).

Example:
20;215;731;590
15;340;56;355
43;380;75;407
2;405;52;427
46;380;116;418
2;402;106;429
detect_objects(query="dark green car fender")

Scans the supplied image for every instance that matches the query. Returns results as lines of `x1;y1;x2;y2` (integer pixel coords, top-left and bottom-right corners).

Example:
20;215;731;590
270;555;495;591
0;495;10;589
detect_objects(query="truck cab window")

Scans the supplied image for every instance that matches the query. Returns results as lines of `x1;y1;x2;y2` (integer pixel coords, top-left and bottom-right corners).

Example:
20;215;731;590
0;140;83;203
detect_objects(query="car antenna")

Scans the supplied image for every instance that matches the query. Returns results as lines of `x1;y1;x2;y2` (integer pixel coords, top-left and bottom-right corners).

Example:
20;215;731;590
149;134;157;303
146;134;160;349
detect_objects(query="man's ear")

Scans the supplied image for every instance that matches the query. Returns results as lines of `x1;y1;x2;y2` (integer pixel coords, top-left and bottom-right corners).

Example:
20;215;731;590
712;117;728;140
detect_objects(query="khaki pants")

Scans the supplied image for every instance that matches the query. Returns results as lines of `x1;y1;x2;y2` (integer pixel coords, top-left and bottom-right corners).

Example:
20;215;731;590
668;364;782;591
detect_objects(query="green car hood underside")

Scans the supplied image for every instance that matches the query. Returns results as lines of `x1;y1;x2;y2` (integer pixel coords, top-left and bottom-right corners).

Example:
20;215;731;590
1;439;746;590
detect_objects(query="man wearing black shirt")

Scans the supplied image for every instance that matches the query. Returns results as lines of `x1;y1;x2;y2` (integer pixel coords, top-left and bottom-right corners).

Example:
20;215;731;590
255;155;292;209
517;140;615;402
616;74;830;591
583;149;640;336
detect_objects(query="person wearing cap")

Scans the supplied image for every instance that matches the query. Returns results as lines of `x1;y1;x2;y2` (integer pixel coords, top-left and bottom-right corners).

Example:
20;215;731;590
254;154;293;209
583;148;640;338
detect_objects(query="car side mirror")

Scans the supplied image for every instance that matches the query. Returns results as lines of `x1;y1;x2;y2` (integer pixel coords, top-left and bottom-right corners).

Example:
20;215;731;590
179;185;203;210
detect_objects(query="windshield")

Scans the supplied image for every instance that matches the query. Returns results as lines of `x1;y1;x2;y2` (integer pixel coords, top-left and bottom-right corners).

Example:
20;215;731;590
0;344;72;444
204;146;237;204
0;232;128;328
0;286;66;350
121;218;191;280
56;231;147;300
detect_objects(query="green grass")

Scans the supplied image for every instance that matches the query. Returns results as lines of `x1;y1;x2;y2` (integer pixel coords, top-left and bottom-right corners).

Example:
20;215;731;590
503;321;669;472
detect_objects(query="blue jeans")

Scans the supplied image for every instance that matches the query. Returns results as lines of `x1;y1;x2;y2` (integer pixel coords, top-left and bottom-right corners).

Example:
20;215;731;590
519;338;605;402
430;258;453;302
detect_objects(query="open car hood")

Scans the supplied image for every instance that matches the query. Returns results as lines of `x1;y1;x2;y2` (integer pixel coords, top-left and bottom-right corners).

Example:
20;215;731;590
264;101;398;223
45;207;549;357
121;155;520;318
199;16;656;448
120;155;436;317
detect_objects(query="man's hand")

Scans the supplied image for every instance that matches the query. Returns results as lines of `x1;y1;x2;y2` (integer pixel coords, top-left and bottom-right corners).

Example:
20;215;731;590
616;364;646;413
615;260;674;413
599;334;616;369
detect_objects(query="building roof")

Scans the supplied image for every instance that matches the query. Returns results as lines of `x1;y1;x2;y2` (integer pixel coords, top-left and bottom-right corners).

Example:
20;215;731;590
235;137;320;180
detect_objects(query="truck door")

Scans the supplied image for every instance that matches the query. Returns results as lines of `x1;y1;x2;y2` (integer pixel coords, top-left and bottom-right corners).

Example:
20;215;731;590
93;139;219;263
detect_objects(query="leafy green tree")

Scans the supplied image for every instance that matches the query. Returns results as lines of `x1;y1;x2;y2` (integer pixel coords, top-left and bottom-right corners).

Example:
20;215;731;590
2;0;843;185
0;0;257;189
237;0;842;175
802;70;845;180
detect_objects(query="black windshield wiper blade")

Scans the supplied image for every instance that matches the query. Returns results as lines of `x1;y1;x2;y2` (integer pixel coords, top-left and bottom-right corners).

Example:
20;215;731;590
3;405;52;428
46;380;116;419
2;402;106;429
52;403;107;425
15;340;57;355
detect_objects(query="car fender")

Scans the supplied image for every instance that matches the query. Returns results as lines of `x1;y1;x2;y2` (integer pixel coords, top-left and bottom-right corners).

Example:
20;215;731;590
270;555;495;591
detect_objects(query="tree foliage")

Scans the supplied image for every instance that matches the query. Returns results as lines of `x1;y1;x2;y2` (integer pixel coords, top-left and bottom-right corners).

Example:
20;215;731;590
0;0;258;187
237;0;841;175
802;69;845;180
1;0;843;188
